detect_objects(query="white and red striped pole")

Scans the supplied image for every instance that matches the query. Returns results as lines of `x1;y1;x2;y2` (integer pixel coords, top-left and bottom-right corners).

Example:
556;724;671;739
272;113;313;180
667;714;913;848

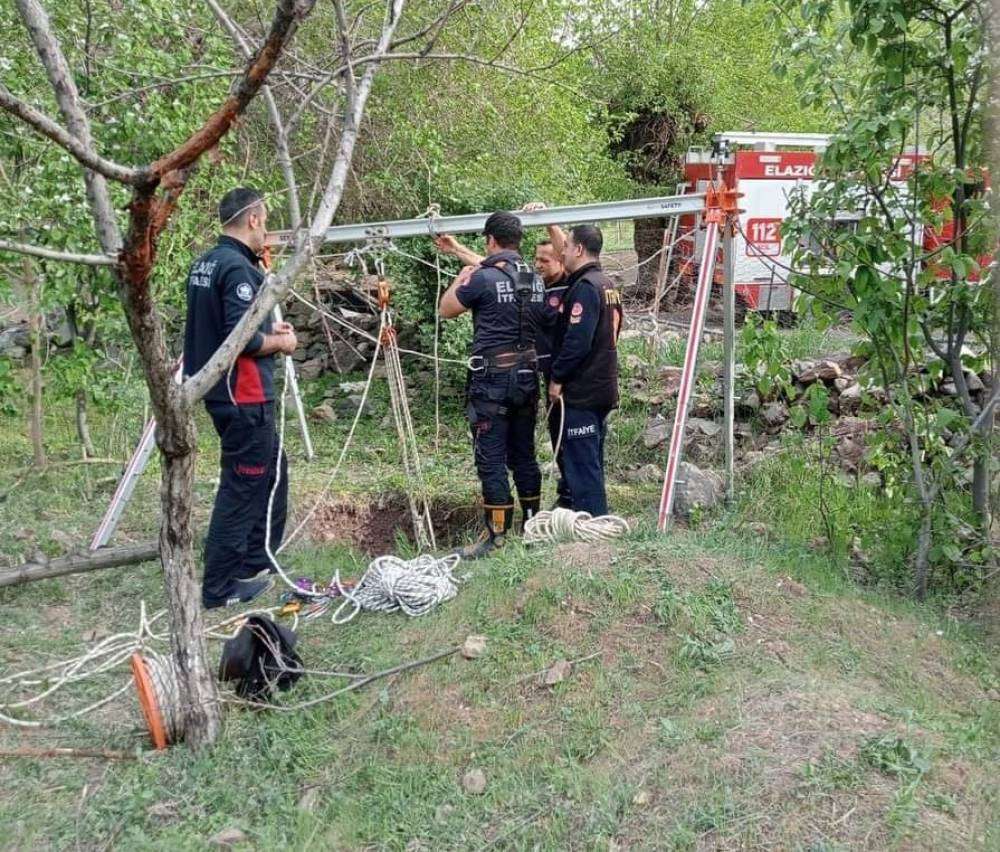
657;221;720;530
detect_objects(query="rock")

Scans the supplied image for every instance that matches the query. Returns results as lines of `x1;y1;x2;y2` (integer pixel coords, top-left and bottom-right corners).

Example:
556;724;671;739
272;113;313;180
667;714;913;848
297;786;321;812
334;394;368;417
800;359;842;384
839;382;862;410
964;371;985;393
541;659;572;686
738;389;761;414
209;828;247;847
860;472;881;488
834;377;852;392
0;324;31;356
462;768;487;795
297;358;325;381
831;416;871;439
836;437;865;473
687;417;721;437
690;396;717;418
327;341;364;374
339;381;368;394
940;380;958;396
643;415;671;449
673;462;723;518
761;402;789;427
310;403;338;424
791;359;817;382
623;464;661;484
660;366;683;398
461;635;487;659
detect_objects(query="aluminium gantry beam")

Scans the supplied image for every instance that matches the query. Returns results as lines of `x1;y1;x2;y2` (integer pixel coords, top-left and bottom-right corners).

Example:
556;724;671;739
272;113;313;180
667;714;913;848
268;193;707;246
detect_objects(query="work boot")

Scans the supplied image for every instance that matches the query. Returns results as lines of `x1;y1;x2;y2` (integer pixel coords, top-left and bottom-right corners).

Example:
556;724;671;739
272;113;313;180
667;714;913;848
519;495;541;532
455;504;512;560
203;577;274;610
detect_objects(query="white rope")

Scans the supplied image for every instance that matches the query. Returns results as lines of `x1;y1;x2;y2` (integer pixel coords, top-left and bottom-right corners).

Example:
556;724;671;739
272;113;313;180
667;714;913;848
382;310;437;550
523;508;630;545
330;553;461;622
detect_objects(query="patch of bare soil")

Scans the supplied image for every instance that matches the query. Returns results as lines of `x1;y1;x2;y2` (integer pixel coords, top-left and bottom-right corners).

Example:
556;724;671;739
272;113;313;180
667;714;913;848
306;494;477;554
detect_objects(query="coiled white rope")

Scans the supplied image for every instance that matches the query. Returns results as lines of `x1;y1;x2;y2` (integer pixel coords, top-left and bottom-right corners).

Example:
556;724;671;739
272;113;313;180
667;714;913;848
523;508;630;544
331;553;461;623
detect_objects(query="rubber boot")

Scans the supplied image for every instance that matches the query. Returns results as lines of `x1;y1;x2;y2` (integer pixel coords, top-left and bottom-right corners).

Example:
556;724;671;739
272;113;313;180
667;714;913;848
455;504;512;560
519;495;541;533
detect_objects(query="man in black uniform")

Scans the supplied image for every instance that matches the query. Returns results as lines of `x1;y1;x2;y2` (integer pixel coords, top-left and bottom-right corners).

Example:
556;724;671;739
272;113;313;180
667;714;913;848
439;211;546;557
184;187;298;609
532;238;573;508
548;224;622;516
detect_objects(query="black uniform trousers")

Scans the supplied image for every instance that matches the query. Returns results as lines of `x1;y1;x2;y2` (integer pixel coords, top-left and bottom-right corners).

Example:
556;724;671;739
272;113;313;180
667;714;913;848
467;367;541;508
546;396;572;509
557;405;610;517
202;401;288;604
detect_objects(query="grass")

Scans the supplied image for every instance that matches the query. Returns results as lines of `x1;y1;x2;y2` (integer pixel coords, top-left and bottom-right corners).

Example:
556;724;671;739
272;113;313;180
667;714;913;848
0;324;998;850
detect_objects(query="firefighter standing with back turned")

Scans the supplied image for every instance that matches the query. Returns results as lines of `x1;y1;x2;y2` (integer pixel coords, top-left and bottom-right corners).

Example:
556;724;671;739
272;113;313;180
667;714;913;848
438;211;546;558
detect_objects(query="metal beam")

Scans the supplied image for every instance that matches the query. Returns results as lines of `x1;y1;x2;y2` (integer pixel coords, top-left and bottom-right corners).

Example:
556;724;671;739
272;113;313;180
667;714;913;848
268;193;706;247
713;130;832;150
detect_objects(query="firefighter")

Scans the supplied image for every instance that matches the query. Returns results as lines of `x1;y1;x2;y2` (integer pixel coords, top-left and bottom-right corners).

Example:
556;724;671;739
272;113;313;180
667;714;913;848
438;211;546;557
183;187;298;609
548;224;622;517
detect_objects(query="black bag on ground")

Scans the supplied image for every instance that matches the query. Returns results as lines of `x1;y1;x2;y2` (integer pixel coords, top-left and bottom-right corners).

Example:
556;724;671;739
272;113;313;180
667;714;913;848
218;615;303;700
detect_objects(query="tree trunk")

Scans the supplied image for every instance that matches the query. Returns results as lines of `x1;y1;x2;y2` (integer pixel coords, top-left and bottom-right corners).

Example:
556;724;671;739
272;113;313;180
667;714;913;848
914;502;933;601
634;217;667;296
157;413;222;750
27;267;45;469
75;389;96;459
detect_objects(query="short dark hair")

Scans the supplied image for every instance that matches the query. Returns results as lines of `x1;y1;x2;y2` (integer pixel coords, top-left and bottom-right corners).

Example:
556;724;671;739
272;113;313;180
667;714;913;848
569;224;603;256
483;211;522;249
219;187;264;227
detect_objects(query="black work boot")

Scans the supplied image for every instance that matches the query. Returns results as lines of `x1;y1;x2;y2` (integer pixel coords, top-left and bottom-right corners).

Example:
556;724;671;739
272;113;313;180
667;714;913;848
455;504;512;560
519;495;541;533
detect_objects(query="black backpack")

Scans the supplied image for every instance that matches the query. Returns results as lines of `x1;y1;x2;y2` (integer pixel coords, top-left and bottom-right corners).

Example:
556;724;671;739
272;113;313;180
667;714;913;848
218;615;303;700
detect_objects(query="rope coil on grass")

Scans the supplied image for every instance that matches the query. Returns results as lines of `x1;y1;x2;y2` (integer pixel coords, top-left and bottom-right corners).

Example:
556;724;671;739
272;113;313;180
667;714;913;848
332;553;462;623
523;508;630;545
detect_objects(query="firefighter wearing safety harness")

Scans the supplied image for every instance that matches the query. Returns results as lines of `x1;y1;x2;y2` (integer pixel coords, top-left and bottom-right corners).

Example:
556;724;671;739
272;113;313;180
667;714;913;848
439;211;546;558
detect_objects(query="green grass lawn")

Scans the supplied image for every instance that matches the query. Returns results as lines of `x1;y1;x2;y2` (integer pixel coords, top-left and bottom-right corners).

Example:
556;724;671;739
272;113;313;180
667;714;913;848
0;325;996;850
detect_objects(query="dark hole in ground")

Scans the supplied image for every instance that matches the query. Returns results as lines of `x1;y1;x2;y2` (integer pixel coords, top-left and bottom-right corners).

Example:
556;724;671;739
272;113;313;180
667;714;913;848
306;493;480;556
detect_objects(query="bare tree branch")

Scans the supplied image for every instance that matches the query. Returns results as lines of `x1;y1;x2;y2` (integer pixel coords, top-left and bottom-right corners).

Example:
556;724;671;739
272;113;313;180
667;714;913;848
147;0;316;183
205;0;302;228
15;0;122;252
182;0;406;407
0;238;114;266
0;84;141;185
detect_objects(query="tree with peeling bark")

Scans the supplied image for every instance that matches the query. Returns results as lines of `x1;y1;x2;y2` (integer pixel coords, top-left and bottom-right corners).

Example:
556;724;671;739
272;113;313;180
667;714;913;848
0;0;460;748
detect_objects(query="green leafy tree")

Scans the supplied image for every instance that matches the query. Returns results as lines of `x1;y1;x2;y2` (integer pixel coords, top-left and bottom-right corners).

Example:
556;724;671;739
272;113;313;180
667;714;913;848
777;0;996;597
